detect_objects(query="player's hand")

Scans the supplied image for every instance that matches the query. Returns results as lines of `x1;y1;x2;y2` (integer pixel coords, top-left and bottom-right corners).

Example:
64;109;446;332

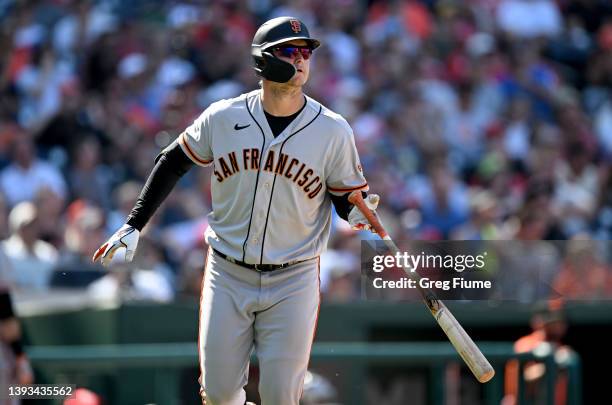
92;224;140;266
348;194;380;232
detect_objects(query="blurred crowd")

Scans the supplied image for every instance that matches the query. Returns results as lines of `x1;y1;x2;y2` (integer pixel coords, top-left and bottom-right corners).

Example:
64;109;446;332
0;0;611;303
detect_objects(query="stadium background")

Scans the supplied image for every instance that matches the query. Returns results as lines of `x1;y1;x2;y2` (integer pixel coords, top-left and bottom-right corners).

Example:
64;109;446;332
0;0;611;404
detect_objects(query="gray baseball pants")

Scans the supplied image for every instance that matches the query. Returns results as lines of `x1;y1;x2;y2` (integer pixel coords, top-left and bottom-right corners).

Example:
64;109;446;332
198;248;320;405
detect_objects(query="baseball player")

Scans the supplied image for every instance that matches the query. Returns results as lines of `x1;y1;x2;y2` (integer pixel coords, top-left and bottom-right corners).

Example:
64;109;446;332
93;16;379;405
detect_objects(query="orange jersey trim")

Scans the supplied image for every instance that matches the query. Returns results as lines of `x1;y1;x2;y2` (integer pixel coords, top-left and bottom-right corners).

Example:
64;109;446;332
179;134;213;165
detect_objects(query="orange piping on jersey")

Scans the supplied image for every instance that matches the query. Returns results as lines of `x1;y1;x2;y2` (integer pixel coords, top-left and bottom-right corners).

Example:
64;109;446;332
179;133;213;165
327;183;369;193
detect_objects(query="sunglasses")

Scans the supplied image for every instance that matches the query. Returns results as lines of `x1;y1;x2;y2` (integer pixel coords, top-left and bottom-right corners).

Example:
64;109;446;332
271;45;313;60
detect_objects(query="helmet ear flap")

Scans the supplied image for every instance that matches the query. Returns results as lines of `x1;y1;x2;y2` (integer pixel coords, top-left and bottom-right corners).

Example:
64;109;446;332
257;51;296;83
253;55;265;76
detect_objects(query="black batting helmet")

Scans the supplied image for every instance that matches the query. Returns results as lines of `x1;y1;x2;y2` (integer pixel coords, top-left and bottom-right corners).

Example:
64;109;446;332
251;16;321;83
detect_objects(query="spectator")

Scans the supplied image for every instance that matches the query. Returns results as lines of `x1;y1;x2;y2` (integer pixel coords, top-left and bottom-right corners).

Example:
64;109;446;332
443;82;488;171
522;178;566;240
128;237;175;302
451;189;507;239
106;180;143;233
35;79;102;155
0;136;66;207
1;201;58;291
553;238;612;299
411;161;470;239
52;0;117;65
494;210;560;301
67;136;112;210
502;96;531;164
51;201;106;288
496;0;562;39
320;248;359;303
553;141;600;236
33;186;66;248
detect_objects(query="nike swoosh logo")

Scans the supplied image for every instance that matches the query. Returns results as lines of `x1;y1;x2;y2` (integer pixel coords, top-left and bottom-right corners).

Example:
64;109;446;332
234;123;250;130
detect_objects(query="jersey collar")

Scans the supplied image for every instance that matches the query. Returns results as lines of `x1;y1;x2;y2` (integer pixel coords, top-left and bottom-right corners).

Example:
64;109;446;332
248;89;320;144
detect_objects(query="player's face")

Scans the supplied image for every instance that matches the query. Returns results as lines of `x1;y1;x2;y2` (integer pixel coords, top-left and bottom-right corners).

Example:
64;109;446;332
271;39;312;86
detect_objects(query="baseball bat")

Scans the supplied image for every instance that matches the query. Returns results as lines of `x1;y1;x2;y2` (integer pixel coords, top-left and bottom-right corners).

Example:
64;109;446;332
348;191;495;383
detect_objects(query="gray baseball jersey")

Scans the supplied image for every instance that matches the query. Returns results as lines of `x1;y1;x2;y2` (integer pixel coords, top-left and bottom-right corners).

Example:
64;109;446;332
178;89;368;264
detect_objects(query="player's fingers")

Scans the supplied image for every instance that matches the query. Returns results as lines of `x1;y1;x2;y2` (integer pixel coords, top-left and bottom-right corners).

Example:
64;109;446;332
100;244;120;267
92;243;109;263
125;248;135;262
365;194;380;210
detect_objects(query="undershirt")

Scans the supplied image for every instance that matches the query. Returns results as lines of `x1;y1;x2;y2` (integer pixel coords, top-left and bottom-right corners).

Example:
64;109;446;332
263;98;307;137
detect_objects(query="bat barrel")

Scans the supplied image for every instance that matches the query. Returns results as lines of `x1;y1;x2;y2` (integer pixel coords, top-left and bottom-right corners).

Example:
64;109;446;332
434;303;495;383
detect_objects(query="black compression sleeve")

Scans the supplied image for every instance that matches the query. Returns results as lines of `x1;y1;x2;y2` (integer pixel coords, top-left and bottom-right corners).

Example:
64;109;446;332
126;142;195;231
330;192;352;220
330;191;368;221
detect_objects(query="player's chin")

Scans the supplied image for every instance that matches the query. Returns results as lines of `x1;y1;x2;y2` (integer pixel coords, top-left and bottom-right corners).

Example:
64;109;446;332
290;71;308;86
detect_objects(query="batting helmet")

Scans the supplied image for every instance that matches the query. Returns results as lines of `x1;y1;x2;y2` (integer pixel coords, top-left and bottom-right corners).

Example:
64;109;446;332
251;16;321;83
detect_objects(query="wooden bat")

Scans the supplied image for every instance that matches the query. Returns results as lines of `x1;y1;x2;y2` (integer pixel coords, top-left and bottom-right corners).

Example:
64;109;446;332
348;191;495;383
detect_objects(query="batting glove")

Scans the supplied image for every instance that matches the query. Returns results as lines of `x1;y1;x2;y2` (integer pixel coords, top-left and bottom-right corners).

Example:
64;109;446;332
348;194;380;232
92;224;140;267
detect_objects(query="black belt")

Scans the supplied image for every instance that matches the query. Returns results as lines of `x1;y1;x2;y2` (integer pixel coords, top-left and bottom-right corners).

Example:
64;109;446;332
212;248;307;272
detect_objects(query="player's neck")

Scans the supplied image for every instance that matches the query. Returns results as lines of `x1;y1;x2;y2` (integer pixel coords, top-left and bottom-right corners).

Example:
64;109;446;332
261;82;305;117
